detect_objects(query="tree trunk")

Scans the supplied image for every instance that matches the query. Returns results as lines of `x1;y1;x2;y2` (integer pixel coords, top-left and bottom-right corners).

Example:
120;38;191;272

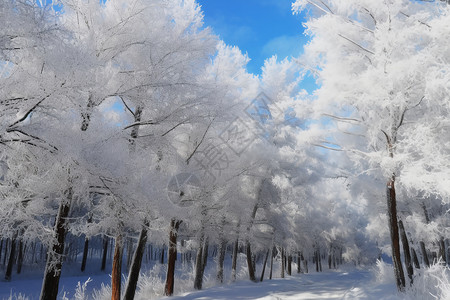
398;220;413;285
420;241;430;268
411;248;420;269
40;192;71;300
259;249;269;282
303;252;308;273
124;220;150;300
269;246;274;279
386;177;405;291
315;249;319;272
16;240;24;274
297;252;302;273
202;237;209;271
111;233;124;300
216;237;226;284
438;237;446;265
281;248;285;278
101;236;108;271
4;236;16;281
81;237;89;272
194;234;205;290
287;255;292;276
164;219;180;296
246;241;256;282
160;247;165;264
231;238;238;282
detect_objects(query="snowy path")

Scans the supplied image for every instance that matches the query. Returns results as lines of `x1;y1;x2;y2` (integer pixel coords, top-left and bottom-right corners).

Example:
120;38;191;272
165;270;399;300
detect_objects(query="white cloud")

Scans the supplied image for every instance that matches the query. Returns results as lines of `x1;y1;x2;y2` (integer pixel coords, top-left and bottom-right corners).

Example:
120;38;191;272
261;35;304;59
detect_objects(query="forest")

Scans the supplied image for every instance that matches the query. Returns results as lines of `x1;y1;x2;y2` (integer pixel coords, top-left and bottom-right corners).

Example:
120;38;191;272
0;0;449;299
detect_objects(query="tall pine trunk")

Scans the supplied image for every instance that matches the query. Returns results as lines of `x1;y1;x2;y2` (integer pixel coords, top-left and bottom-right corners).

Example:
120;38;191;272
386;177;405;291
111;233;124;300
40;190;72;300
164;219;181;296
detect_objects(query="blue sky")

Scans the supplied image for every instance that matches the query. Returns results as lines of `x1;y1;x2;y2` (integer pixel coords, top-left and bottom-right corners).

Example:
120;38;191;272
197;0;309;75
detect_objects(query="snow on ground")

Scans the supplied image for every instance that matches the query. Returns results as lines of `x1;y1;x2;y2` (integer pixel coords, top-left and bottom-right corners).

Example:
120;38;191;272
165;270;402;300
0;268;405;300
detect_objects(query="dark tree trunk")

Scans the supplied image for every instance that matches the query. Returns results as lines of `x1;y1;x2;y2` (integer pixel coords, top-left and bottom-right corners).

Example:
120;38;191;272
386;177;405;291
297;252;302;273
194;234;205;290
411;248;420;269
111;233;124;300
160;247;165;264
438;238;446;265
81;237;89;272
124;220;150;300
231;238;238;282
287;255;292;276
3;239;8;266
260;249;269;282
420;241;430;268
16;240;24;274
164;219;180;296
269;246;274;280
5;236;16;281
202;237;209;271
101;236;108;271
216;237;226;284
281;248;285;278
126;237;134;272
315;249;319;272
40;193;71;300
246;241;256;282
398;220;413;284
304;259;308;273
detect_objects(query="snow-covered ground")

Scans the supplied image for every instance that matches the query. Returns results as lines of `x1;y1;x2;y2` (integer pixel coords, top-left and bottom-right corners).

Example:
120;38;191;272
1;258;448;300
167;270;400;300
0;268;402;300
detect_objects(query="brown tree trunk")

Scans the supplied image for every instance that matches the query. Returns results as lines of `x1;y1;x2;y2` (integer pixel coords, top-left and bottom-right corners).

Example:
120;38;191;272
111;233;124;300
398;220;413;284
164;219;180;296
40;192;71;300
386;177;406;291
